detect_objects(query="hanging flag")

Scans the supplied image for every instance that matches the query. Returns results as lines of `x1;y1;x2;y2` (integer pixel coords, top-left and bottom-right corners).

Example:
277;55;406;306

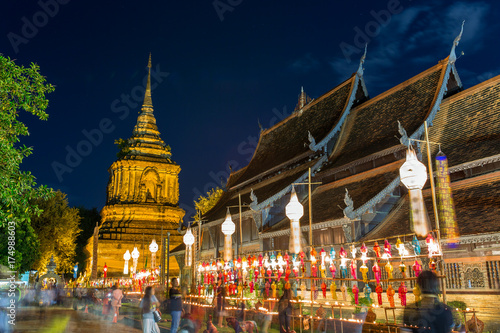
435;151;459;246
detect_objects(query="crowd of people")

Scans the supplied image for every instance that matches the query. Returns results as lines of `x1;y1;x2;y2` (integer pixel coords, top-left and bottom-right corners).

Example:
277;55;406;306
0;270;458;333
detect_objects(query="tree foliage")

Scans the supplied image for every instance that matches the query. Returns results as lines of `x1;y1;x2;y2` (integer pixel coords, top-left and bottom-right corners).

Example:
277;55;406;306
30;191;81;275
114;138;131;159
194;187;224;216
0;220;40;274
0;55;54;226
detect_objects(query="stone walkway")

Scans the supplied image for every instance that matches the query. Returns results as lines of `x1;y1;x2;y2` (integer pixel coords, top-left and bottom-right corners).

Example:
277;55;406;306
13;307;141;333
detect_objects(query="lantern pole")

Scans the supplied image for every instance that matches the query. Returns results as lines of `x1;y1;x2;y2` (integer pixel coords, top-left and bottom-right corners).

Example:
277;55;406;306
424;121;441;236
291;168;321;249
408;121;446;303
226;196;251;258
290;168;321;333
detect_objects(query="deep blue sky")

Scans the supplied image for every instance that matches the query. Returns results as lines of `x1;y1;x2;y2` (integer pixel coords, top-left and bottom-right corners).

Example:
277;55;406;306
2;0;500;221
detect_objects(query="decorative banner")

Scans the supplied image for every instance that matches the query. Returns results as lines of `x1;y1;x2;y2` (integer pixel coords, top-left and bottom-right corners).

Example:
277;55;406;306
436;152;459;246
185;244;193;267
408;189;431;237
91;222;99;280
224;234;233;261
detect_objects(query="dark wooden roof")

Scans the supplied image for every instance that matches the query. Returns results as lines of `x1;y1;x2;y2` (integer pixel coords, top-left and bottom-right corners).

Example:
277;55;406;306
361;171;500;241
421;74;500;167
204;159;319;221
232;75;358;186
328;62;447;169
266;161;402;232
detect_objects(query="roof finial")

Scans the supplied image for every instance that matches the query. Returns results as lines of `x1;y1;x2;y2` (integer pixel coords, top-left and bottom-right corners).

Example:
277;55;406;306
294;86;311;112
142;53;153;109
356;43;367;76
449;21;465;64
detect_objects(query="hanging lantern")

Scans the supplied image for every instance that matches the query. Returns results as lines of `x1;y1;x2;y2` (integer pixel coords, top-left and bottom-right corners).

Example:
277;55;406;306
149;239;159;269
131;247;140;274
221;208;235;261
123;250;130;275
400;148;431;237
286;186;303;254
183;228;195;267
103;263;108;278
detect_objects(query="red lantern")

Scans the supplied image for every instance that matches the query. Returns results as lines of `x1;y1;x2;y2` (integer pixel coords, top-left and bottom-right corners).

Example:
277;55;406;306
103;263;108;278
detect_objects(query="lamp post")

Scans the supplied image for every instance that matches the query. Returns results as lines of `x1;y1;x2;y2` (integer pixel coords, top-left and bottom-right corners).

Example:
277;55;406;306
286;185;303;254
221;208;236;261
149;239;159;269
131;247;140;274
399;148;431;237
123;250;131;275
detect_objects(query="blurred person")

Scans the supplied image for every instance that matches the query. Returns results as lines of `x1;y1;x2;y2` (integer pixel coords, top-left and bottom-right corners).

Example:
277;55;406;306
0;291;13;333
111;283;123;318
278;289;292;333
214;280;225;327
403;270;454;332
102;288;111;315
140;286;160;333
169;278;183;333
179;312;196;333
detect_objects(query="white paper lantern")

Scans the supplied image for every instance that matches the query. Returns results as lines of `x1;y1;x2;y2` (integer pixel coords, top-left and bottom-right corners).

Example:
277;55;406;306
131;247;140;259
183;228;195;246
286;186;304;221
149;239;158;253
221;209;235;235
400;149;428;190
286;186;303;254
123;250;131;261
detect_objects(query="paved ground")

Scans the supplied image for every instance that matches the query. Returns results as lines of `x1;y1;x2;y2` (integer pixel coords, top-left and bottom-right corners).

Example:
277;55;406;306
12;307;142;333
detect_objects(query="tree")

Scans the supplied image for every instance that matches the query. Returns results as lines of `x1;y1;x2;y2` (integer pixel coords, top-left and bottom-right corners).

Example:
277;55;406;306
30;191;81;275
0;55;54;274
193;187;224;216
0;220;40;274
0;55;54;225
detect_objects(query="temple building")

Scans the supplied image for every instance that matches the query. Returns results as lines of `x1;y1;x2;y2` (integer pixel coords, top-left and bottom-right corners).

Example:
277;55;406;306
86;56;185;277
174;28;500;329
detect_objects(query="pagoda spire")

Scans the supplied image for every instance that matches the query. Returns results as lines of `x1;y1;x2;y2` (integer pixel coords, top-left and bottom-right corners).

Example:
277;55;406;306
294;86;312;112
142;53;153;110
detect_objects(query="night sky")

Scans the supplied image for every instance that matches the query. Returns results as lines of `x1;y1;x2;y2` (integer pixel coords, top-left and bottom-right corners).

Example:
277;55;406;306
2;0;500;221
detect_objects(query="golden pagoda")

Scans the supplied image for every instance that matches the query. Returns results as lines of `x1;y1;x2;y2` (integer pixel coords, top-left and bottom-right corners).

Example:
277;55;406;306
86;55;185;277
